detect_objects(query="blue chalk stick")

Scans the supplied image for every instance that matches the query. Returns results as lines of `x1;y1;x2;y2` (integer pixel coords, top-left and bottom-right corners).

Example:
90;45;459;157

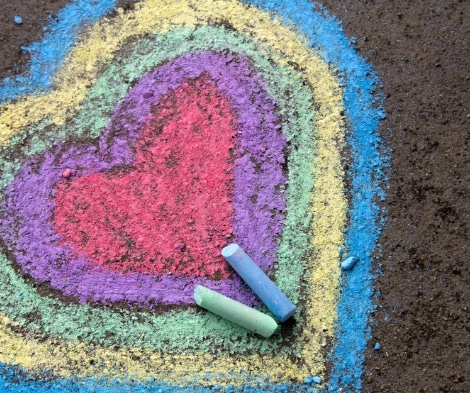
221;243;296;322
14;15;23;25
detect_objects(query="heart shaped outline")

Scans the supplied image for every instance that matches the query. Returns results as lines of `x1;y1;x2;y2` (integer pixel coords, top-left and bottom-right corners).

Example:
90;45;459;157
0;0;387;386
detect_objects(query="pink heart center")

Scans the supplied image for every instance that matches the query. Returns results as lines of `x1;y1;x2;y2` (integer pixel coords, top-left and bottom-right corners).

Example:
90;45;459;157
53;77;236;278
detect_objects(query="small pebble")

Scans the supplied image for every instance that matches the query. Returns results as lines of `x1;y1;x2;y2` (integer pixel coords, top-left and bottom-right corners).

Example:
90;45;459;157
374;342;381;350
143;92;153;99
341;256;359;271
14;15;23;24
61;168;72;178
312;376;322;384
304;376;322;385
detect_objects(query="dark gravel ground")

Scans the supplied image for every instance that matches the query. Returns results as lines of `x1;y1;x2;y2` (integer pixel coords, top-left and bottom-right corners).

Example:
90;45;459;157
319;1;470;392
1;1;469;392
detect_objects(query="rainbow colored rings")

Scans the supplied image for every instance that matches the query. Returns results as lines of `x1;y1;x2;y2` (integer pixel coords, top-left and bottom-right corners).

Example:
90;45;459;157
0;0;387;392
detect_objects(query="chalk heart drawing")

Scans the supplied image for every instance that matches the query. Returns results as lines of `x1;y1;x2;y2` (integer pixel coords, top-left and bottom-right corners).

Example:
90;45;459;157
54;76;235;278
0;0;387;391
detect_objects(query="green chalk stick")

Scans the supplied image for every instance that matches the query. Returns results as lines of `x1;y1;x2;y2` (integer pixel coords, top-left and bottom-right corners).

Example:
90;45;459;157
193;285;279;338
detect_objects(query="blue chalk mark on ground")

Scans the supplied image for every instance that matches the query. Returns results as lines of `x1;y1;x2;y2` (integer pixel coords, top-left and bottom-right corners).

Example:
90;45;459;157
0;0;117;103
0;0;388;391
250;1;388;391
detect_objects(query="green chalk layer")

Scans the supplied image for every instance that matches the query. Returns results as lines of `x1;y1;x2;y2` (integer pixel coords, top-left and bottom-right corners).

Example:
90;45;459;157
193;285;278;338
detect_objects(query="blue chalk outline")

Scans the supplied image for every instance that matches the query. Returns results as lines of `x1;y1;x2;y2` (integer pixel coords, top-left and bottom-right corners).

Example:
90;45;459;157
0;0;388;392
0;0;118;103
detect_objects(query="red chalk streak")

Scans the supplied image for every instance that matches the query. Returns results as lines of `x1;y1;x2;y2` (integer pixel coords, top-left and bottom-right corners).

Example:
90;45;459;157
54;77;236;278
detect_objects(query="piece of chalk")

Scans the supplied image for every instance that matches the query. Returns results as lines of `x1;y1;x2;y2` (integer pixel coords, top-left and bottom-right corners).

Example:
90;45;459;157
221;244;296;322
14;15;23;25
305;376;322;385
312;376;322;384
341;256;359;271
193;285;278;338
61;168;72;178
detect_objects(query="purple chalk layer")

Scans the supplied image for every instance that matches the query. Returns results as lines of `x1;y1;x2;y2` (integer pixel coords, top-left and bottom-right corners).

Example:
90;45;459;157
222;243;296;322
0;51;287;306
